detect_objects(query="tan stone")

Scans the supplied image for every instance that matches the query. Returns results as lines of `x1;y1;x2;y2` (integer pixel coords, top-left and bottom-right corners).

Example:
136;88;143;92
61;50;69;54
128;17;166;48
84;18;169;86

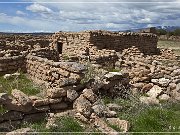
46;88;67;98
73;95;92;117
82;88;98;103
106;118;130;132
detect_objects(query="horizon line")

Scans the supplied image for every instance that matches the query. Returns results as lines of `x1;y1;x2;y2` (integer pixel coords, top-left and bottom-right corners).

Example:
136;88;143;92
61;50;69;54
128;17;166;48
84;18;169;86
1;1;180;4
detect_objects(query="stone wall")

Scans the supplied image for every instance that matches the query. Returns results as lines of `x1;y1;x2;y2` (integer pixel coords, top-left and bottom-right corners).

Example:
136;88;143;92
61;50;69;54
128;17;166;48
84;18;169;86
0;55;26;74
51;31;158;65
26;55;86;88
0;34;51;48
30;48;59;61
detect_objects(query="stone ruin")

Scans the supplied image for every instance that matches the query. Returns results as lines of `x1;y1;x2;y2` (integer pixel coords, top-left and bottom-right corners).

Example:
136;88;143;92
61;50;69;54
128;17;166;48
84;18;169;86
50;30;158;66
0;30;180;133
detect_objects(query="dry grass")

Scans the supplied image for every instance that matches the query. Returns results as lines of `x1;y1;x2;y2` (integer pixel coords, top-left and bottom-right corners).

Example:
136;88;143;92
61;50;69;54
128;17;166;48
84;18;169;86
158;40;180;56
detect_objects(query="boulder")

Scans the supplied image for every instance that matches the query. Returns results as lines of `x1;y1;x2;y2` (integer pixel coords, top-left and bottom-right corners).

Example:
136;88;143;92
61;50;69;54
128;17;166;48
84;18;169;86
104;72;123;81
142;83;153;93
140;96;159;105
67;89;79;101
46;88;67;98
92;101;117;118
4;90;32;112
94;117;118;135
73;95;92;117
147;85;163;98
82;88;98;103
159;94;170;101
158;78;170;87
106;118;130;132
0;93;11;104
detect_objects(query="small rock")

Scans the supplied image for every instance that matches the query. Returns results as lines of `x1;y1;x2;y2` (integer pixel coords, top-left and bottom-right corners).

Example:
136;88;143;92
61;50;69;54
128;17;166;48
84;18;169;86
142;83;153;93
158;78;170;87
106;118;130;132
159;94;170;101
147;85;163;98
140;96;159;105
67;89;78;101
6;128;35;135
82;88;98;103
3;74;12;79
106;103;122;111
94;117;118;135
46;88;67;98
73;95;92;117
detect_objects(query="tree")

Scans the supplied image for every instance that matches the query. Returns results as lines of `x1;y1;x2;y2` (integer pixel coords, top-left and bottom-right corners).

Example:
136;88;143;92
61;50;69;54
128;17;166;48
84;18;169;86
157;29;167;35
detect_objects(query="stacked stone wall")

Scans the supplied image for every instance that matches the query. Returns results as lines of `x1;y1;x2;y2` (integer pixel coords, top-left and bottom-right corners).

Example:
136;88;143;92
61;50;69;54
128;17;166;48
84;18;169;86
26;55;86;88
0;55;26;74
52;31;158;65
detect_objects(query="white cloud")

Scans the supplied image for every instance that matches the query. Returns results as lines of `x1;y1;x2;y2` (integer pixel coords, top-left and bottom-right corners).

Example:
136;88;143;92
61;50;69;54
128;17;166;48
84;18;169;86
16;10;26;16
26;3;53;14
2;0;180;32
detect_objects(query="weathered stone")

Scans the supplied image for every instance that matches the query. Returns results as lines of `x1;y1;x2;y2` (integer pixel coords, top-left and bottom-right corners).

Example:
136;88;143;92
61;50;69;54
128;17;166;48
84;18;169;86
2;111;23;121
94;117;118;135
50;102;68;110
106;103;122;111
0;120;21;132
11;89;32;106
58;78;78;87
171;90;180;101
75;112;89;123
168;83;177;91
23;113;46;123
46;88;67;98
106;118;130;132
147;85;163;98
6;128;35;135
158;78;171;87
159;94;170;101
92;102;117;118
34;105;50;112
33;98;49;107
140;96;159;105
4;90;32;112
82;88;98;103
48;98;63;104
0;93;11;104
67;89;79;101
142;83;153;93
73;95;92;117
104;72;123;81
132;83;144;89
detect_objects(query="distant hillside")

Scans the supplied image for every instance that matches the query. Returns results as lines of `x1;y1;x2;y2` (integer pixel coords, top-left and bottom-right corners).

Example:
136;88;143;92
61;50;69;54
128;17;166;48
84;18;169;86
156;26;180;32
0;32;53;36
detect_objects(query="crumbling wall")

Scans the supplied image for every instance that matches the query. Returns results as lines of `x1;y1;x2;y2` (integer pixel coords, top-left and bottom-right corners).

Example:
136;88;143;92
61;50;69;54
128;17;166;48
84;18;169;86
30;48;59;61
26;55;86;88
0;55;26;74
51;31;158;65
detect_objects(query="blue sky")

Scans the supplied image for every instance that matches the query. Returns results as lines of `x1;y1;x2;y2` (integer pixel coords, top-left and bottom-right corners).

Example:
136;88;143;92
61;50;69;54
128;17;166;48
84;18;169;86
0;0;180;32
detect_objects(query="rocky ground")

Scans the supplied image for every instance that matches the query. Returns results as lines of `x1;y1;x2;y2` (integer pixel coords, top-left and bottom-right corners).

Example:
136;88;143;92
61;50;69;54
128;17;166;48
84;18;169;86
0;46;180;134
